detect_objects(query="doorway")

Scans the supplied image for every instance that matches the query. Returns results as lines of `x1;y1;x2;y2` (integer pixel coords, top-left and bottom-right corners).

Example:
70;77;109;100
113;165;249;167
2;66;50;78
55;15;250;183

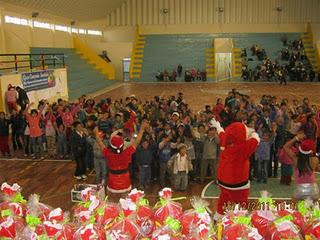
122;58;130;82
214;38;233;81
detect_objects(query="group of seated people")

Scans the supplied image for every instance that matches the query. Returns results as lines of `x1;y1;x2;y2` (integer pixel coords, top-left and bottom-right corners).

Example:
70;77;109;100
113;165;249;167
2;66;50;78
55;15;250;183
241;37;318;82
184;68;207;82
156;70;177;81
156;68;207;82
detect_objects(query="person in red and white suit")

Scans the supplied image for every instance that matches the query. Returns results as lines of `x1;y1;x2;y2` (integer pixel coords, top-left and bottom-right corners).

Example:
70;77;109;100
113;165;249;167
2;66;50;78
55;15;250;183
94;121;149;193
210;118;260;217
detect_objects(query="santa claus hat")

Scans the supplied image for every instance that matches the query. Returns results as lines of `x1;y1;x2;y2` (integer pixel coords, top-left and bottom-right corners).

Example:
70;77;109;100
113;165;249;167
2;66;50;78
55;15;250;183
110;135;124;153
221;122;247;148
299;139;315;155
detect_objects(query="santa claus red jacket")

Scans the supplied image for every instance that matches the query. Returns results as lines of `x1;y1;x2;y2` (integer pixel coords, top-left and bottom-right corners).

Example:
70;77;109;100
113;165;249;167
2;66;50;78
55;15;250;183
217;122;259;188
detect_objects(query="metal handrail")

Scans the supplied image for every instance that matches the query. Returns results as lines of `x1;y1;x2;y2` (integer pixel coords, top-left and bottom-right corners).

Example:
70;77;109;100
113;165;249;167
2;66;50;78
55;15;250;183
0;53;65;72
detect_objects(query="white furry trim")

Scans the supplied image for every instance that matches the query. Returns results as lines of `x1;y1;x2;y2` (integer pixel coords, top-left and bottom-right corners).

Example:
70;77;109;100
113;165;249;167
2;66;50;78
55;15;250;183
107;185;132;193
110;142;124;150
298;146;312;155
218;181;250;190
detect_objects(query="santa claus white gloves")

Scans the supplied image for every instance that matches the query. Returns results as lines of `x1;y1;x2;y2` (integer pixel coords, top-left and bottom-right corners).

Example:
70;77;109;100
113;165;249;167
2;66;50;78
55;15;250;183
249;132;260;143
209;118;224;134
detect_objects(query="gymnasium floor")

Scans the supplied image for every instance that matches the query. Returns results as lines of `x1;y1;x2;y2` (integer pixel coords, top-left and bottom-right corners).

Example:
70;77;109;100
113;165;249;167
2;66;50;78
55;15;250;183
1;82;320;212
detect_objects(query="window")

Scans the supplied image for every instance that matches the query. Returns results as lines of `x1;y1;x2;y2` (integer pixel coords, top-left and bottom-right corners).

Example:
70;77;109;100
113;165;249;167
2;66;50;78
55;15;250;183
55;25;69;32
87;30;102;36
78;29;86;34
33;21;51;29
4;16;29;26
71;28;78;33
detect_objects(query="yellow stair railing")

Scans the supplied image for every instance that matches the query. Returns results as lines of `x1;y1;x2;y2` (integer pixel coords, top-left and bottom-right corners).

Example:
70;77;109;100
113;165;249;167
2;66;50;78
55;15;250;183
232;47;242;77
205;40;215;79
73;37;115;80
129;25;145;79
301;23;319;72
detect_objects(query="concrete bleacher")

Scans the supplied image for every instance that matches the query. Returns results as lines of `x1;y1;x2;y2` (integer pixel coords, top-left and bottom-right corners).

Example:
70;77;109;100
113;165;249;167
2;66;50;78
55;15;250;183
138;32;305;82
30;47;116;100
140;34;213;82
231;32;302;70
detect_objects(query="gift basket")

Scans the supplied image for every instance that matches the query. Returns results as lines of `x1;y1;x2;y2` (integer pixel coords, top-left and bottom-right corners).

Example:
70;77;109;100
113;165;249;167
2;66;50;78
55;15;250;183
128;188;154;237
153;188;185;226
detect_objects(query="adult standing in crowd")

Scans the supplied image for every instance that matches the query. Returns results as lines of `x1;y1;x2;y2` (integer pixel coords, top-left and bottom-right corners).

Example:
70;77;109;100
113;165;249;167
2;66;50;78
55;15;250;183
16;86;29;111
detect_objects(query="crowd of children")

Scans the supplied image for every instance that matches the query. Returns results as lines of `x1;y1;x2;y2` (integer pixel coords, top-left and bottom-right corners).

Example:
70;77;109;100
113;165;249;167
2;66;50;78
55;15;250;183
0;85;319;198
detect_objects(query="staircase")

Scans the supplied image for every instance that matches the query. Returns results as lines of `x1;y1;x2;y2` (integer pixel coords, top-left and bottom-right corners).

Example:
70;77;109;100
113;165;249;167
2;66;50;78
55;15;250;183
130;26;145;80
301;32;319;72
31;47;117;100
205;48;215;80
232;48;242;77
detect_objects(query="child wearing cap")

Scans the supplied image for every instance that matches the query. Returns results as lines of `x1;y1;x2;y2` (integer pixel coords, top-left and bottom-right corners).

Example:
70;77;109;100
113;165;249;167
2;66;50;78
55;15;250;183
167;143;193;191
284;132;319;200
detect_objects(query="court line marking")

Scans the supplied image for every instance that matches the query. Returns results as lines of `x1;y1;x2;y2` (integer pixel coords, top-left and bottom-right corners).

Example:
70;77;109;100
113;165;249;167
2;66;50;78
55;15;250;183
201;172;320;200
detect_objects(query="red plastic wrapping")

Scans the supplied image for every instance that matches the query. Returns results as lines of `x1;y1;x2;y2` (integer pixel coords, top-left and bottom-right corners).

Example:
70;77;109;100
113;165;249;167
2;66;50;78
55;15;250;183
265;219;303;240
128;188;154;237
251;210;276;237
153;188;183;226
180;197;212;239
0;217;25;238
109;218;142;240
304;220;320;239
223;223;263;240
73;223;106;240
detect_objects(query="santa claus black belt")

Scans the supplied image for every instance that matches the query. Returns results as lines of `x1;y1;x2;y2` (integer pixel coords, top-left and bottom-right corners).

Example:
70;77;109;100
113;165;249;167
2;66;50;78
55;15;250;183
109;169;129;175
218;180;249;188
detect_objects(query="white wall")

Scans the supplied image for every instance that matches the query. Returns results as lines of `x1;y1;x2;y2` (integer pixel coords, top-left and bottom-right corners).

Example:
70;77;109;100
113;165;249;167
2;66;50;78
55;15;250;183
106;0;320;26
0;68;68;112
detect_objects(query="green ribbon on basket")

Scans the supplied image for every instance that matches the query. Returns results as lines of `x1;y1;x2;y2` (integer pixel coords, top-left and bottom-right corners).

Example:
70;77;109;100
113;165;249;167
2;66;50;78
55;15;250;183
26;215;41;227
274;215;293;225
234;216;251;226
80;201;91;209
97;207;104;217
312;208;320;218
13;193;26;204
297;201;308;215
1;209;12;217
138;198;149;207
197;207;206;214
89;215;96;224
38;235;49;240
155;196;186;209
258;197;275;209
165;216;181;232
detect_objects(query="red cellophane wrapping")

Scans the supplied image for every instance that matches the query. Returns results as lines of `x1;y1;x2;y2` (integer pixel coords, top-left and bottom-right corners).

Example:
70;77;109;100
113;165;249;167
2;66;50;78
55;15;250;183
223;223;263;240
73;223;106;240
151;216;183;240
153;188;183;226
277;209;305;232
43;208;75;240
0;217;25;239
108;198;142;240
265;219;303;240
251;209;276;237
128;188;154;237
180;197;212;239
0;183;27;219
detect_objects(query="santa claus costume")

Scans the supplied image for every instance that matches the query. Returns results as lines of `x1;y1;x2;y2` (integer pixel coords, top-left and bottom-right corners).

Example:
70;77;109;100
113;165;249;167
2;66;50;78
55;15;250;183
210;119;260;217
102;134;136;193
95;121;148;194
